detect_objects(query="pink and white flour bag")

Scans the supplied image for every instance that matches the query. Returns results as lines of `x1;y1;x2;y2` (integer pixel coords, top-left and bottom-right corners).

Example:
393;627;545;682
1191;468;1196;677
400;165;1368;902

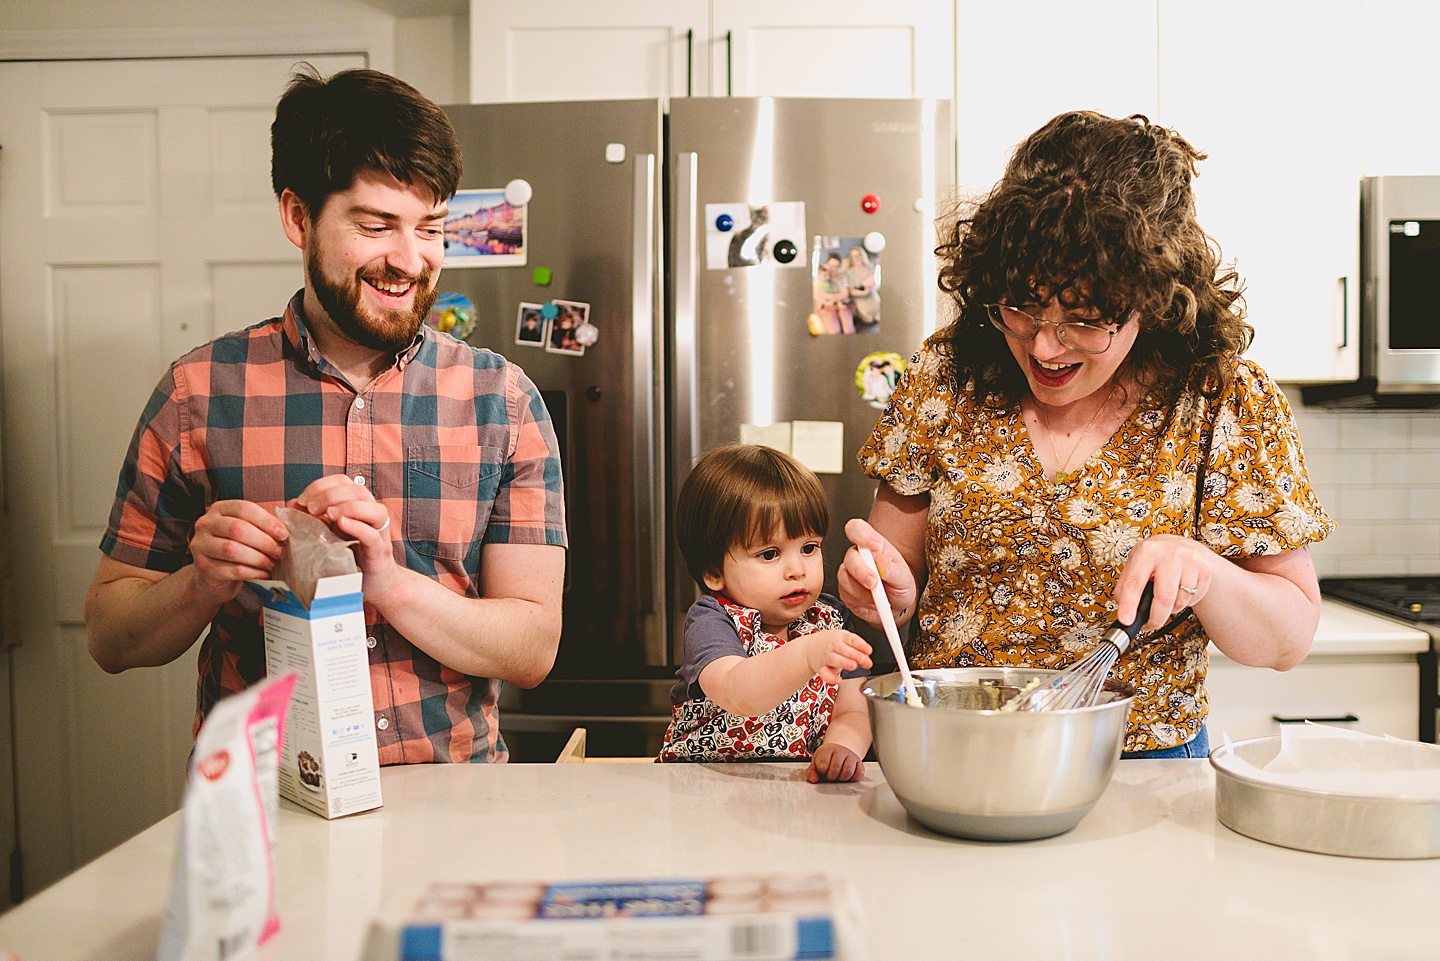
157;672;298;961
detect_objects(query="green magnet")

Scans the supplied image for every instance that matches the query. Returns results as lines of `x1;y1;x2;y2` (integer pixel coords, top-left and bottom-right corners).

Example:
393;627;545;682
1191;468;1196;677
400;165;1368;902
533;267;552;286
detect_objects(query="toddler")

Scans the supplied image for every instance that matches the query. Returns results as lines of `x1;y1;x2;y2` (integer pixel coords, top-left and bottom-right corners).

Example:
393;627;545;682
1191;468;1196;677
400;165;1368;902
658;444;873;782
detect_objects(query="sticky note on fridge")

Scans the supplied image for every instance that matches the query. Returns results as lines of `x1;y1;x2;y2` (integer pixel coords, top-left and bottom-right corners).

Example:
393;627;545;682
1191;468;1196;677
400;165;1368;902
790;420;845;474
740;422;793;454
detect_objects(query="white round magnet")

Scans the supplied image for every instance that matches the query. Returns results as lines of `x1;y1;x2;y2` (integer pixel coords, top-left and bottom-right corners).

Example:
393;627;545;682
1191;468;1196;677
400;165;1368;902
573;322;599;347
504;179;533;206
863;231;887;254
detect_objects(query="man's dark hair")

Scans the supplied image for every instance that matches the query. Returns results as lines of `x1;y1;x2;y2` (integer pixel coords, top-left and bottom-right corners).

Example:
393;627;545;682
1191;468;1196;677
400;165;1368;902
271;64;462;217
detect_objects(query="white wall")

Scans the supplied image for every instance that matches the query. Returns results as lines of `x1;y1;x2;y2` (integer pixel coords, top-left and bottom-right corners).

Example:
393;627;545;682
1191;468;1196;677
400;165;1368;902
1291;394;1440;577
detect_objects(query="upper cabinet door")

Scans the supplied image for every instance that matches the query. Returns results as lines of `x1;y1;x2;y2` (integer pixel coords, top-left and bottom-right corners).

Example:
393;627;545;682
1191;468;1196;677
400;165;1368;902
1362;0;1440;176
1159;1;1362;384
469;0;709;102
955;0;1158;197
712;0;953;98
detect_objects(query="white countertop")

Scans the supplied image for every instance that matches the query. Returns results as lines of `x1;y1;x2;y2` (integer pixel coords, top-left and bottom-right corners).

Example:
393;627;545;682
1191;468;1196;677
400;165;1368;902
2;760;1438;961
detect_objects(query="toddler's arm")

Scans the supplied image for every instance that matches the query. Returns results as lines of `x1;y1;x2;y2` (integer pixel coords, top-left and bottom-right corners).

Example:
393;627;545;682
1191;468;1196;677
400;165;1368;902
699;629;872;718
807;677;870;783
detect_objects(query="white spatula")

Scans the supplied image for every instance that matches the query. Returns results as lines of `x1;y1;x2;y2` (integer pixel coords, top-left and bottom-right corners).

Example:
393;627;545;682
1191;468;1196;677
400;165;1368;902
857;547;922;707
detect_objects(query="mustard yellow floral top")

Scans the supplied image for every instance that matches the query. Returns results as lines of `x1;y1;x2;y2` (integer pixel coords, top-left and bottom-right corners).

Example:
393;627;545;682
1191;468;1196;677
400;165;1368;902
857;345;1335;752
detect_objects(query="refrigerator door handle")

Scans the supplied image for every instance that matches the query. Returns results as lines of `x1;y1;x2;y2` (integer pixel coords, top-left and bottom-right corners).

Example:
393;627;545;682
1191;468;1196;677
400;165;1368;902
632;152;666;665
671;151;700;665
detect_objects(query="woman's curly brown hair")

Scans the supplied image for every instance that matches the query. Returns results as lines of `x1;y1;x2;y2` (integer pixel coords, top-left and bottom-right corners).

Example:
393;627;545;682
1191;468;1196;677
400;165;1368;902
934;111;1251;406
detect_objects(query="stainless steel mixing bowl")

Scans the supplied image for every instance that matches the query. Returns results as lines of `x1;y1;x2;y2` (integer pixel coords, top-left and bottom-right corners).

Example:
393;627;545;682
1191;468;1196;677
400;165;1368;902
865;667;1135;841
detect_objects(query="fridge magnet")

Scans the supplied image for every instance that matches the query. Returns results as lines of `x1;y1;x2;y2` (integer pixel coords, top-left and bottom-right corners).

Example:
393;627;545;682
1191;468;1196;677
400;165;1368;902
443;188;526;267
704;202;807;270
855;350;906;410
425;292;477;340
516;302;546;347
544;300;591;356
809;236;881;335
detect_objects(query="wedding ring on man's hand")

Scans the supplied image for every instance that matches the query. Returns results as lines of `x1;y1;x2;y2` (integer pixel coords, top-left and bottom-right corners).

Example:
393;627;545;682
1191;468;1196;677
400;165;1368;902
1181;585;1198;596
377;518;391;534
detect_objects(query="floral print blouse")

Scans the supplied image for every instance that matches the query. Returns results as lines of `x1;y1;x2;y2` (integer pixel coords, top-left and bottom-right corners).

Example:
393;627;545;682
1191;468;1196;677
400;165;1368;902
857;345;1335;752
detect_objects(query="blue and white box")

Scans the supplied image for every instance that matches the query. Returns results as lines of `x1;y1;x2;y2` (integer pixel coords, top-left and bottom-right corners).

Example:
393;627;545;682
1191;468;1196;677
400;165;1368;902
399;873;839;960
252;572;382;819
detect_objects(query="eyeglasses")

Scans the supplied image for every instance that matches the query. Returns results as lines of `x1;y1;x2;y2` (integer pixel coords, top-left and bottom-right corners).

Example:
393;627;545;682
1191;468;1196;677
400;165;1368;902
982;303;1122;355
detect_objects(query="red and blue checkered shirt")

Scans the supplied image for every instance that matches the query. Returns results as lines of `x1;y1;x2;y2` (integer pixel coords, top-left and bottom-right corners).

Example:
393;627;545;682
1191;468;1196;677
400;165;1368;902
101;291;567;763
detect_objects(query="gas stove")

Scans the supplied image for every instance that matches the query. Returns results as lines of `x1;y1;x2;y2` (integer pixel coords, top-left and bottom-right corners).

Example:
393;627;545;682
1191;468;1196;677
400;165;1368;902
1320;576;1439;743
1320;576;1440;627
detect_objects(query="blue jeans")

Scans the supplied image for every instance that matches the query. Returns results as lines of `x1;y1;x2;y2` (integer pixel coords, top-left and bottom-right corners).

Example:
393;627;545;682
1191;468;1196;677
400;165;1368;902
1120;725;1210;759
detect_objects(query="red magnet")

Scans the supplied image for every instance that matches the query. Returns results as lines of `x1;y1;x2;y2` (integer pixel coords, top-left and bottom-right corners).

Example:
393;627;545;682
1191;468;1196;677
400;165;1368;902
861;194;881;214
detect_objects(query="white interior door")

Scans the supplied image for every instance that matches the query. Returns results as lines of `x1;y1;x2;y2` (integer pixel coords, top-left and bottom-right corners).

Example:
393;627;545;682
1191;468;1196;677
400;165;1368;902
0;51;362;900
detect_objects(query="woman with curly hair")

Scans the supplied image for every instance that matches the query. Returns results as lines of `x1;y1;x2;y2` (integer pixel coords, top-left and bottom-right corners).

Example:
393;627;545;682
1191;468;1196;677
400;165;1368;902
837;111;1333;758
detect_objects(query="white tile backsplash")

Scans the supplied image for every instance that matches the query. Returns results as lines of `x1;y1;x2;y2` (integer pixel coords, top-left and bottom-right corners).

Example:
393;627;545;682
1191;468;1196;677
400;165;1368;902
1284;388;1440;577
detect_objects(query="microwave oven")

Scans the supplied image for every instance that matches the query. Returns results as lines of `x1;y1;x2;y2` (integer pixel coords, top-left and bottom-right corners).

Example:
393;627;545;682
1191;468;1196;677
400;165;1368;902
1360;175;1440;395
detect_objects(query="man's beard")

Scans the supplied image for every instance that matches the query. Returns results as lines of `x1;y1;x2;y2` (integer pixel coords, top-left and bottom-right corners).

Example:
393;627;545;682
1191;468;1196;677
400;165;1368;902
307;245;437;354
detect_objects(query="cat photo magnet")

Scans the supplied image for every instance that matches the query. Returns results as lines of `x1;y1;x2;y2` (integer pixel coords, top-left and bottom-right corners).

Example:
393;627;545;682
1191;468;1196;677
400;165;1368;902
704;202;806;270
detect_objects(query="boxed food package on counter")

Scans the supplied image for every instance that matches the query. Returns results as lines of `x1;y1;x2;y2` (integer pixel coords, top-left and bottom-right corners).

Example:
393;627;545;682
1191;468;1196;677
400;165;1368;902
399;873;842;961
252;569;382;819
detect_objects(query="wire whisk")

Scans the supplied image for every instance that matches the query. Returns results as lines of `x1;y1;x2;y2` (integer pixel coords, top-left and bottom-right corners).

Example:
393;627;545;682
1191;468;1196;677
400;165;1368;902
1005;582;1155;712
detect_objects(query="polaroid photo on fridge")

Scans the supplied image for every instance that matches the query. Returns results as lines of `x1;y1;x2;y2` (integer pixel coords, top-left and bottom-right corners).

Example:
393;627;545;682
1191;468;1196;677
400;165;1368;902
516;302;546;347
544;300;590;356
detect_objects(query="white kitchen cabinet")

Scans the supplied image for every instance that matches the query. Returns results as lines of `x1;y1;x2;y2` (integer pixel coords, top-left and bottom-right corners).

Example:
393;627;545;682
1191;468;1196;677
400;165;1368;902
1207;653;1419;741
1361;0;1440;176
1204;600;1431;742
468;0;952;102
468;1;708;102
954;0;1158;197
1157;1;1362;385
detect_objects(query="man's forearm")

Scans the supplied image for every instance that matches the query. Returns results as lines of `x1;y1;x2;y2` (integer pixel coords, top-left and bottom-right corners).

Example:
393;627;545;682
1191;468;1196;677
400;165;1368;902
85;564;220;673
371;566;561;687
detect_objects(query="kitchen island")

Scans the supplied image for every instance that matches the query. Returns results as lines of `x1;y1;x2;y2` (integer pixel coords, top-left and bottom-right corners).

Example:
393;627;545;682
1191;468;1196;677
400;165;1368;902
1;760;1437;961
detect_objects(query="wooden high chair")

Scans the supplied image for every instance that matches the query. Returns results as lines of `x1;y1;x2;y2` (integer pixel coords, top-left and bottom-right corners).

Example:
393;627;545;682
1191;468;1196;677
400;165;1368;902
555;727;655;764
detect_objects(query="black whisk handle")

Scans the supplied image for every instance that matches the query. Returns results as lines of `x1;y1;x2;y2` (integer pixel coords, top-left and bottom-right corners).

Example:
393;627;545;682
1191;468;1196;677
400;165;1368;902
1118;581;1156;642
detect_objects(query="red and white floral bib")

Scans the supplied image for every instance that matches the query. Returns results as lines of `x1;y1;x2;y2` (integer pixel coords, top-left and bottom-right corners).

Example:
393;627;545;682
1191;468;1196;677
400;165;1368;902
658;597;847;763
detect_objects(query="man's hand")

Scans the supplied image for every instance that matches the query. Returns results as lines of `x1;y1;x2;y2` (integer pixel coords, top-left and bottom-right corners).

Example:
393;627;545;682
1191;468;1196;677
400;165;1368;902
802;630;873;686
291;474;401;599
806;743;864;783
188;499;290;605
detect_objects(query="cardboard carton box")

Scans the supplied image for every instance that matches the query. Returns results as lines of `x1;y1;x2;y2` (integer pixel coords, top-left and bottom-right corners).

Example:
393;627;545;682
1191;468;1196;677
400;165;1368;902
252;572;382;819
398;873;840;961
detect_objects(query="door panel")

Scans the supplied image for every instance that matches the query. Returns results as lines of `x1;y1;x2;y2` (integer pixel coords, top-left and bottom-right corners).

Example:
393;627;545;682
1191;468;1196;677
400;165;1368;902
0;52;362;898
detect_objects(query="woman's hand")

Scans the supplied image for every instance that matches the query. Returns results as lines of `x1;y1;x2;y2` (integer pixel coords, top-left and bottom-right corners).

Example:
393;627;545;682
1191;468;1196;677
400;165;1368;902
839;518;918;628
1115;534;1217;630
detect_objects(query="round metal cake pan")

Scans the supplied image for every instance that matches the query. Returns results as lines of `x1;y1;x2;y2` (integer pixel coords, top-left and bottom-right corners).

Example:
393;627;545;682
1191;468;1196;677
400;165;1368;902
1211;736;1440;860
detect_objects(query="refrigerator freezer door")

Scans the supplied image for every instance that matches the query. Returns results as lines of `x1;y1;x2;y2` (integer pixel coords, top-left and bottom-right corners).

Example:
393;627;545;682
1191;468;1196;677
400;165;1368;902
667;97;953;654
441;100;668;675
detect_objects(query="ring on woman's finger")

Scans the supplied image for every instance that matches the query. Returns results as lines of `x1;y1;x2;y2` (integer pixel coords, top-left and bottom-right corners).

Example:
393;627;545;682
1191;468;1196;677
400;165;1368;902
1181;584;1198;596
377;518;390;534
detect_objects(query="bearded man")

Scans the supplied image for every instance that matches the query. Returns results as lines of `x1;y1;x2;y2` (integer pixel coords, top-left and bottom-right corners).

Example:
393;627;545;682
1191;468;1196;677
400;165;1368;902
85;66;566;764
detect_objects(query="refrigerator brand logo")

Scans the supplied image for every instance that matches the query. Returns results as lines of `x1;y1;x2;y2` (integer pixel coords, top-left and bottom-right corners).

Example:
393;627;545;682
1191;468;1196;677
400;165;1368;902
872;122;920;134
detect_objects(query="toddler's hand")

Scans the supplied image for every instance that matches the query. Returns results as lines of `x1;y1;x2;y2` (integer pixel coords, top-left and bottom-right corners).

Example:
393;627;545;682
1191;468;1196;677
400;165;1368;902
803;630;872;686
807;743;864;783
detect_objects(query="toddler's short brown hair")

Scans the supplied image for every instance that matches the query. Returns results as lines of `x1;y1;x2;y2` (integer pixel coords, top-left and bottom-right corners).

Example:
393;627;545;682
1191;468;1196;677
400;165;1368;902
675;444;829;590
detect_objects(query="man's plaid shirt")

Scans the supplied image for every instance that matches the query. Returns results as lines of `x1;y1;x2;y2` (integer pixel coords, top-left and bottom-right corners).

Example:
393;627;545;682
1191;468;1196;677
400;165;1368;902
100;292;567;763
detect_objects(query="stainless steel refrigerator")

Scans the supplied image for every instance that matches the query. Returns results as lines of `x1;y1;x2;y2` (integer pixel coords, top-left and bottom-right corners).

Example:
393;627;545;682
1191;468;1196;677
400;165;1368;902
441;97;953;761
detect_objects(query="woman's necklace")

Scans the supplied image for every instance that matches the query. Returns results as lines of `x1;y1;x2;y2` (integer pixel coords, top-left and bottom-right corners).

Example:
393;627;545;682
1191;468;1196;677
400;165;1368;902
1036;386;1117;483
